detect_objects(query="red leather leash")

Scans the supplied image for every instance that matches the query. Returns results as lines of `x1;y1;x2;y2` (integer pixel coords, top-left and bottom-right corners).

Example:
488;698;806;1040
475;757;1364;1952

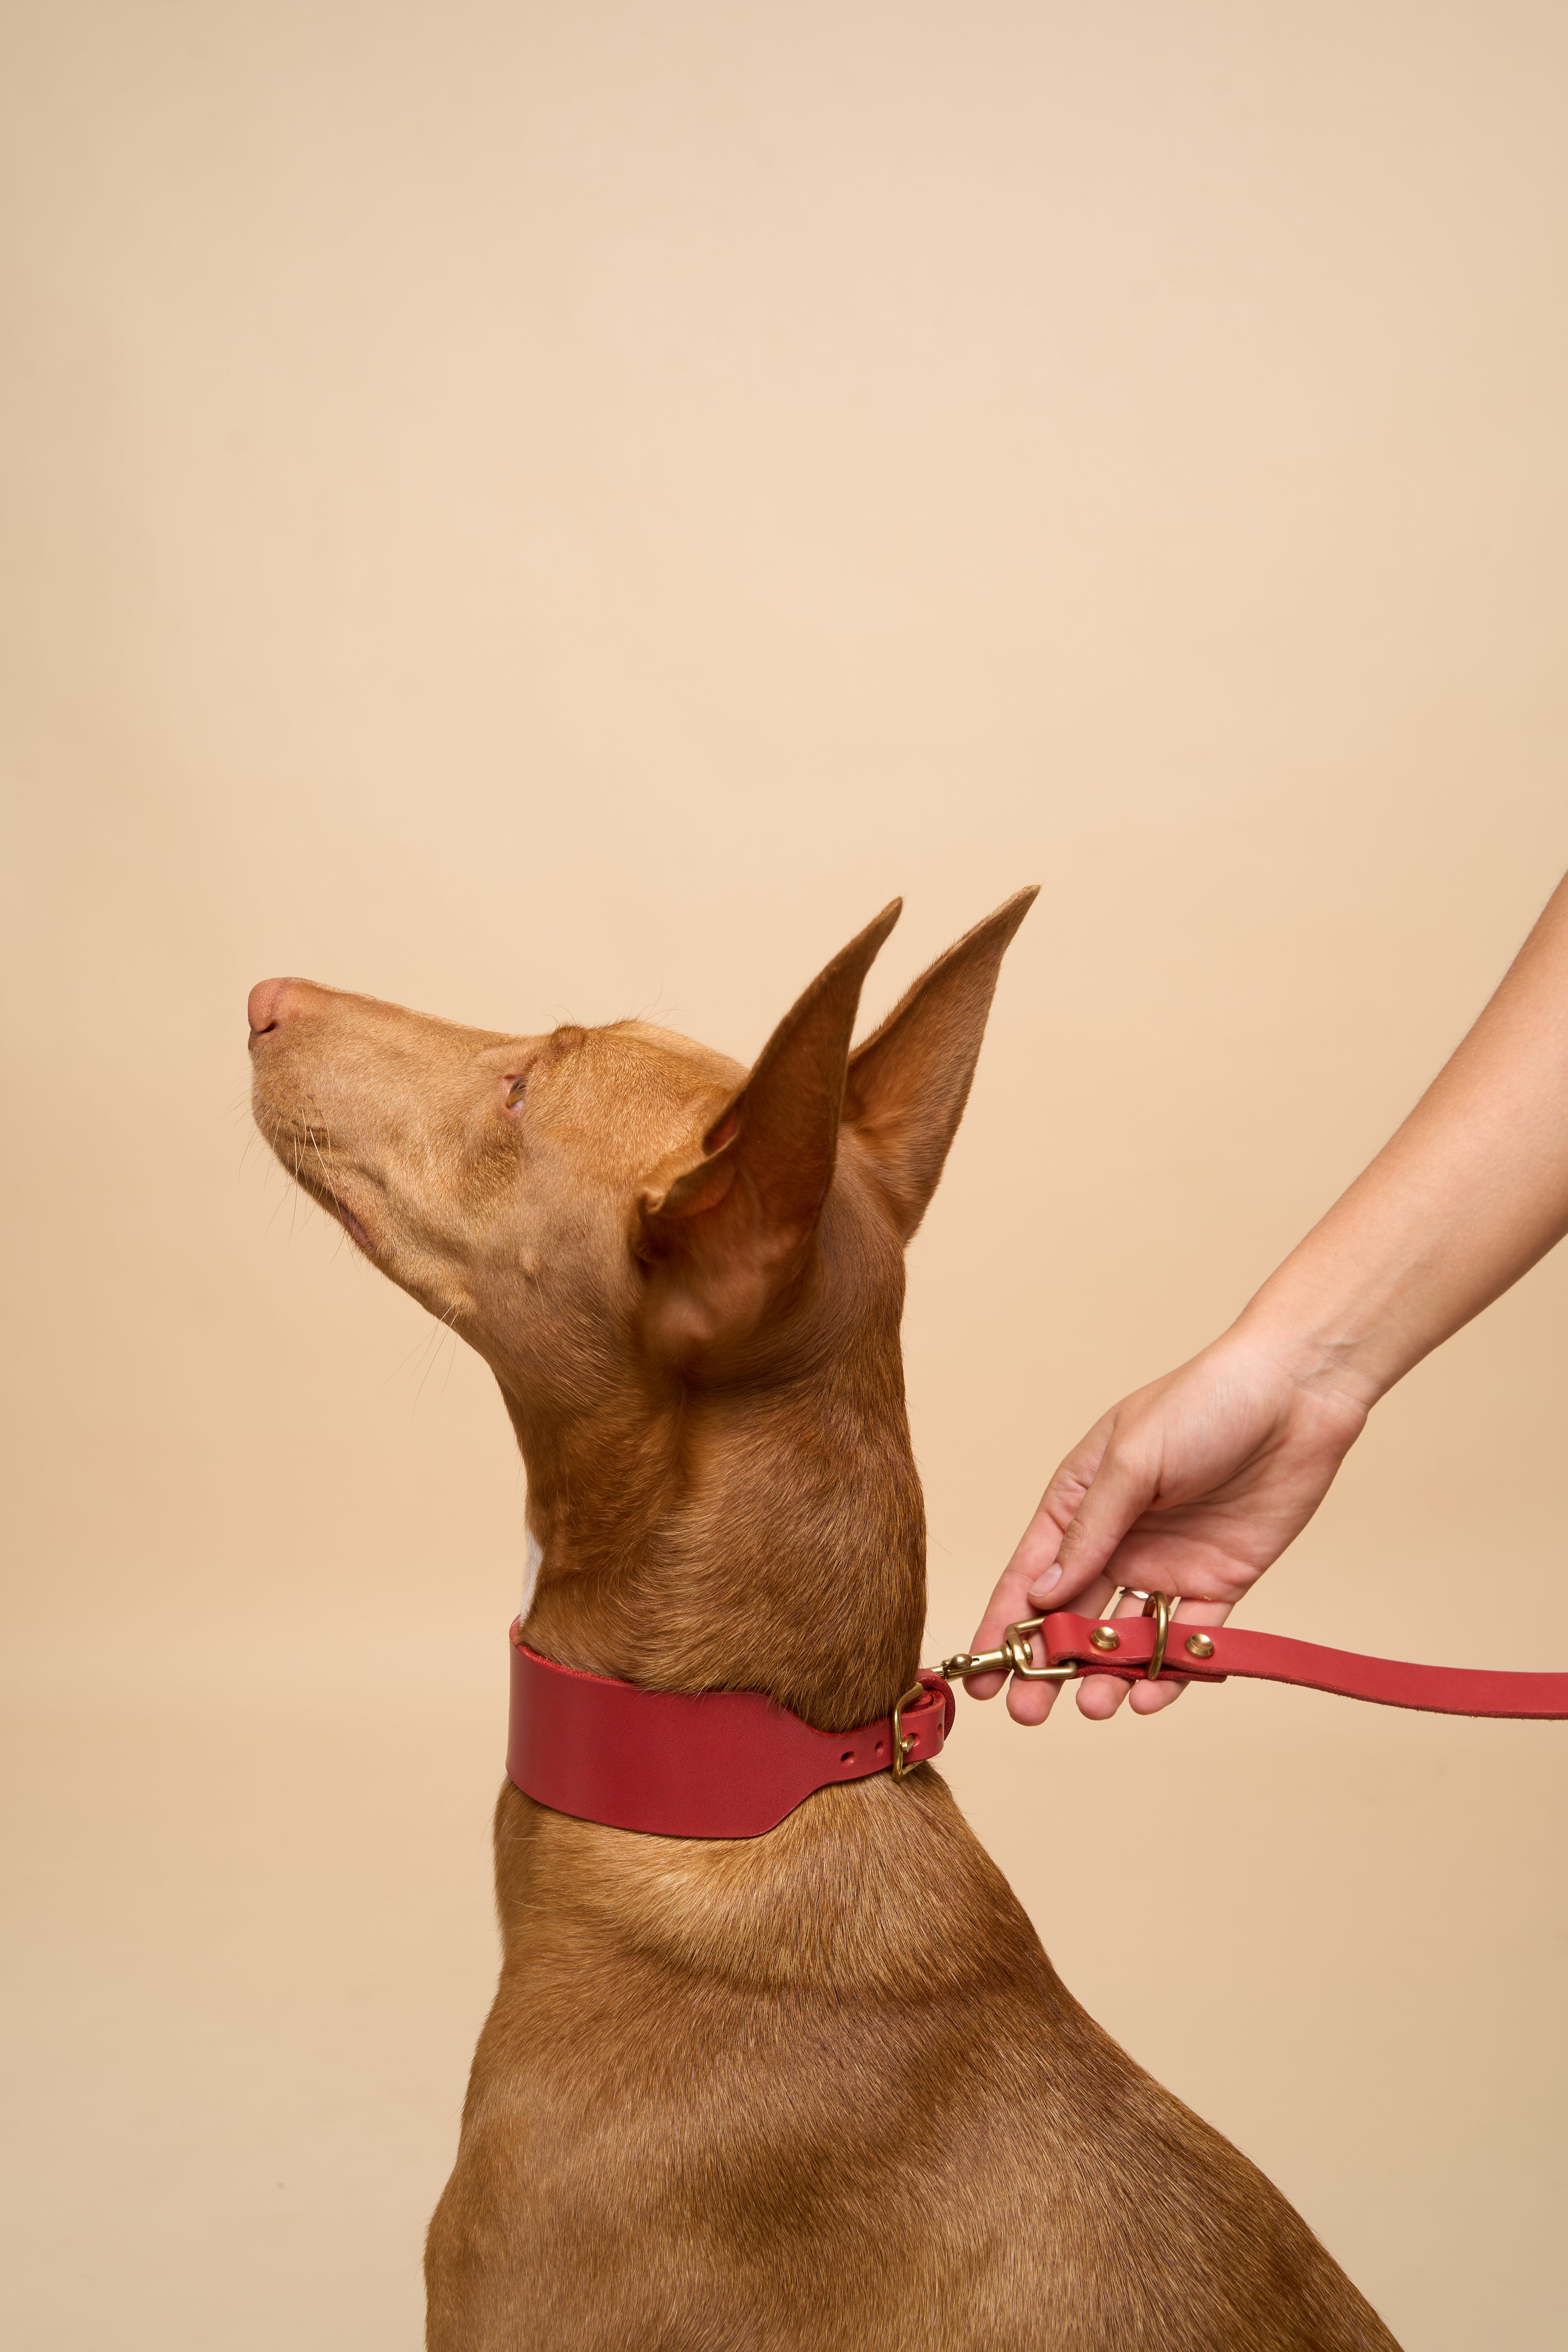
1025;1606;1568;1719
507;1598;1568;1842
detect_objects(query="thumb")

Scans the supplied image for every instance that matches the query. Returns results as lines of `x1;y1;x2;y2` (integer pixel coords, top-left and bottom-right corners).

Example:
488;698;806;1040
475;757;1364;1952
1029;1444;1158;1608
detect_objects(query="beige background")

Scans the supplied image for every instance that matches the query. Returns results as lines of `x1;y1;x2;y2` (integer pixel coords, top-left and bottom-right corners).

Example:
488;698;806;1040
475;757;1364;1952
4;4;1566;2346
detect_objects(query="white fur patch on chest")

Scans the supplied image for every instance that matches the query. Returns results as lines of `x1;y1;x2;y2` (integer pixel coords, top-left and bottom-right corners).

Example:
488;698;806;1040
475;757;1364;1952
519;1527;543;1622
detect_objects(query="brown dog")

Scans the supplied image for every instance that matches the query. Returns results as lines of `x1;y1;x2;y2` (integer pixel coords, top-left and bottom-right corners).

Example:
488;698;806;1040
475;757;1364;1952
249;895;1398;2350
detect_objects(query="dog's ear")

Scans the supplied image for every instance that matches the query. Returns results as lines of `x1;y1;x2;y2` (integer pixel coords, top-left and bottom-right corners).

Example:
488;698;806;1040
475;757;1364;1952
842;886;1038;1241
638;900;902;1353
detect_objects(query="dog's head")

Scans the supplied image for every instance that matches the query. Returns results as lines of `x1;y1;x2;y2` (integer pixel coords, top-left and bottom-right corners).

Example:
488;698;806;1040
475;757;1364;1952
248;892;1036;1435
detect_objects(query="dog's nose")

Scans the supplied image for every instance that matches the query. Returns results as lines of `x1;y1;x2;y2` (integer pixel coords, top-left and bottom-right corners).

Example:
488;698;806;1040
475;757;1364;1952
247;977;307;1037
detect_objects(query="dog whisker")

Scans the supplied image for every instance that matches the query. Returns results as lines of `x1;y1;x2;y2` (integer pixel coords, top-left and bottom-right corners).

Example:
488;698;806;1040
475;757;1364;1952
436;1311;461;1399
412;1304;461;1414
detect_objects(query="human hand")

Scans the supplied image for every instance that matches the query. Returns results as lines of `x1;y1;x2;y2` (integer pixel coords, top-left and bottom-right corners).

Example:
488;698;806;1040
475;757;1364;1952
966;1330;1371;1724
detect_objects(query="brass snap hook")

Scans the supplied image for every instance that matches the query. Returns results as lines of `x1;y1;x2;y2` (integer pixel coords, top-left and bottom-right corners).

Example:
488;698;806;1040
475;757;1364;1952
940;1617;1082;1686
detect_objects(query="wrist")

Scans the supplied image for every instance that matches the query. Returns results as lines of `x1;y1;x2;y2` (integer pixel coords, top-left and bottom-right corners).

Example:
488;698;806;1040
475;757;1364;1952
1223;1287;1394;1418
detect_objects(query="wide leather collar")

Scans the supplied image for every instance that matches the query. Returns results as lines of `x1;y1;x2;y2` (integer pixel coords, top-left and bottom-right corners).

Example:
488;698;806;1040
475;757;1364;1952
506;1625;955;1840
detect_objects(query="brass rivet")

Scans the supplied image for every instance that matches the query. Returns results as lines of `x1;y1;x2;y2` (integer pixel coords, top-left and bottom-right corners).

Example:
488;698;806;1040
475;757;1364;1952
1089;1624;1120;1652
1185;1632;1215;1660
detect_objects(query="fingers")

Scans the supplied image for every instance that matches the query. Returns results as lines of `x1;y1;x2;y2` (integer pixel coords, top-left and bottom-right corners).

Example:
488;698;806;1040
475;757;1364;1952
965;1414;1148;1730
1073;1581;1149;1719
1015;1436;1164;1725
1005;1629;1065;1728
966;1387;1251;1730
962;1486;1078;1706
959;1546;1065;1724
1024;1433;1157;1617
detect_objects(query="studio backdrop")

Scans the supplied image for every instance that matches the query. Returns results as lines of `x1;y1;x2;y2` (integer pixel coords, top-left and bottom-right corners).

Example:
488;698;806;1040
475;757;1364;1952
3;4;1566;2348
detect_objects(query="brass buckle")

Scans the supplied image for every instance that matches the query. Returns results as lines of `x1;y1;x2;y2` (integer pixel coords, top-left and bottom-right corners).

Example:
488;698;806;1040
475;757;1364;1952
890;1683;925;1780
939;1617;1082;1686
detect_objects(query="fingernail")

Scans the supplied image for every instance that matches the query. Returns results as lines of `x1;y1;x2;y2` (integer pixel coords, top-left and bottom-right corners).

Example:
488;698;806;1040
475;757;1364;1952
1027;1564;1063;1604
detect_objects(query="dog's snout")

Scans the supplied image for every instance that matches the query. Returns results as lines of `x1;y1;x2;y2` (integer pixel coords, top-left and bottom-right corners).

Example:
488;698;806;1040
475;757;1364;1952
247;976;314;1039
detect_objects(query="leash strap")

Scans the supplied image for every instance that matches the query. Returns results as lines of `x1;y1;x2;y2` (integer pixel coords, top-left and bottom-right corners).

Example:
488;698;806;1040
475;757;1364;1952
1032;1608;1568;1718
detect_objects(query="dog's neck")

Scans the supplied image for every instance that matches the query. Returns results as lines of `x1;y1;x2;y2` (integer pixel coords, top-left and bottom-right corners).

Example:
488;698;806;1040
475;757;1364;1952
506;1307;926;1733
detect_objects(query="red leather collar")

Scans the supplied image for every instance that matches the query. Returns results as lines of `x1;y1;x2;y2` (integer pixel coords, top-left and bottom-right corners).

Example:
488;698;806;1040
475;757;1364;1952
506;1627;955;1840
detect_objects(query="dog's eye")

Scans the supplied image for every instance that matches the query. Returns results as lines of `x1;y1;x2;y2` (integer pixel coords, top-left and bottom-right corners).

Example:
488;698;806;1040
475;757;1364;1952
505;1077;526;1107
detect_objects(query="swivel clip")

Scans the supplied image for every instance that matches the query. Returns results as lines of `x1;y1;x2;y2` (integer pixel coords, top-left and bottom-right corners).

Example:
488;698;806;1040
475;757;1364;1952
938;1617;1082;1685
940;1591;1177;1687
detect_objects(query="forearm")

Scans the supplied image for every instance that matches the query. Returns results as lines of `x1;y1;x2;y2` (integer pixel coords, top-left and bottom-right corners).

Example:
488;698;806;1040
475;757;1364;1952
1238;871;1568;1406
